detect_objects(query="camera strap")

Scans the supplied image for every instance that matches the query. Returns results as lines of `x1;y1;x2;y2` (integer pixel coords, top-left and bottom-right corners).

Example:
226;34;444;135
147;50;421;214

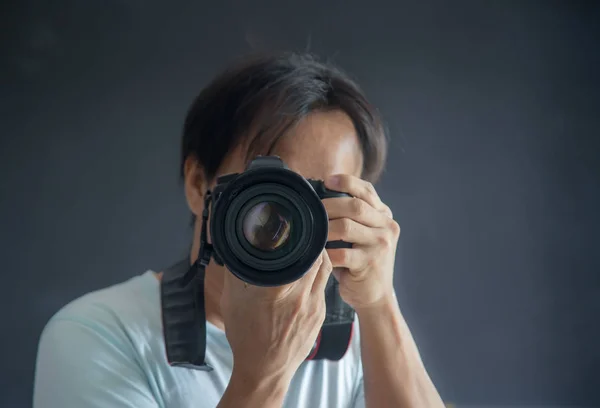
160;257;213;371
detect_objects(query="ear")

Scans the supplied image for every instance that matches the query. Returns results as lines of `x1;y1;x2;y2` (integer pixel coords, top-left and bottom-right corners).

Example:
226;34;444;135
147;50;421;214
183;156;207;217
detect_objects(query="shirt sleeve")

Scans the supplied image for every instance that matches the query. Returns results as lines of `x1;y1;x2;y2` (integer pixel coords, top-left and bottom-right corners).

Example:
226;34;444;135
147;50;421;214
33;318;160;408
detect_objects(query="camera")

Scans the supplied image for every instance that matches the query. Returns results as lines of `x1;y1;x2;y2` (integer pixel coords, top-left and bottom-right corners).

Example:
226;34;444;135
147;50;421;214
208;155;351;286
161;156;355;370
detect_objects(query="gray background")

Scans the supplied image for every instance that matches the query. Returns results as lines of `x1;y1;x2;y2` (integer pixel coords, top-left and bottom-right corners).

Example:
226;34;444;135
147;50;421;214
1;1;599;407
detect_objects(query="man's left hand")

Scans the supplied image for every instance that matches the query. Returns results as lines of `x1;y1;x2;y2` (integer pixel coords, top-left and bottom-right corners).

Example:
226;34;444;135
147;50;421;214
323;174;400;311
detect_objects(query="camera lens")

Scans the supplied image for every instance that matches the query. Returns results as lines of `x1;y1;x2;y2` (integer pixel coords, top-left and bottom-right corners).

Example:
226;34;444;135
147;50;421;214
242;201;292;251
212;169;331;286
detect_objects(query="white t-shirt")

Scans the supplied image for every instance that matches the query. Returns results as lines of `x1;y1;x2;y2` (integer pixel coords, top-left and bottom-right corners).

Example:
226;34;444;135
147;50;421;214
33;271;366;408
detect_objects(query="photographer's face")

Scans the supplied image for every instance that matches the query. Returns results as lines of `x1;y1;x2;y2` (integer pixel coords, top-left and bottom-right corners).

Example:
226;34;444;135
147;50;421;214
185;109;363;264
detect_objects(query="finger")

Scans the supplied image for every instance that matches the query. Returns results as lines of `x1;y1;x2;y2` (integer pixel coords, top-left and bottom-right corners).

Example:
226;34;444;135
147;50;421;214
328;218;379;245
296;253;324;292
325;174;390;215
327;247;370;272
311;250;333;296
323;197;390;228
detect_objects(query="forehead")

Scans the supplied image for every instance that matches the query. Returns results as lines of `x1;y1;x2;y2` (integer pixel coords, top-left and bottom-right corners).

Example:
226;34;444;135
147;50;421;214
271;110;363;180
217;110;363;182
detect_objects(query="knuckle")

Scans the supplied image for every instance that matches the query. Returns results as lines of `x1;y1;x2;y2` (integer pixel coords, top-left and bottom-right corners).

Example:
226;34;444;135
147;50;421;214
341;218;353;236
377;241;391;257
377;233;391;248
389;219;401;237
352;198;365;216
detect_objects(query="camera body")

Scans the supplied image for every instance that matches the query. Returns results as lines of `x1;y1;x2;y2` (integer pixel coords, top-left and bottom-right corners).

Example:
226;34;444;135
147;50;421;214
209;155;351;286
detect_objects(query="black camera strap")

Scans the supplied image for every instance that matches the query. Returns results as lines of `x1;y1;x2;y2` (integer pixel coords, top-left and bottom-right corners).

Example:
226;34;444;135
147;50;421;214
161;257;212;371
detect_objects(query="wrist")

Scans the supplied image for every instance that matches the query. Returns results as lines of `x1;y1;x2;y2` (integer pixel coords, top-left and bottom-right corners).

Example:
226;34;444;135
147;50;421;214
355;291;398;317
225;369;290;407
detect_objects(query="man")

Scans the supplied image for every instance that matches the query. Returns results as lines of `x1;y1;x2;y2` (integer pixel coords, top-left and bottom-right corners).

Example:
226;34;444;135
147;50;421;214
34;52;444;407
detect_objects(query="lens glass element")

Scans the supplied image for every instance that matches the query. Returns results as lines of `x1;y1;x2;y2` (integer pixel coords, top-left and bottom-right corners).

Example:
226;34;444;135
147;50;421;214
242;201;292;251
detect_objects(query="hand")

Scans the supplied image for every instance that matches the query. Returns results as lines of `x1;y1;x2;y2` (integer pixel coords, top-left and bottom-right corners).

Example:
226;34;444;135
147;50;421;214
220;250;333;388
323;175;400;311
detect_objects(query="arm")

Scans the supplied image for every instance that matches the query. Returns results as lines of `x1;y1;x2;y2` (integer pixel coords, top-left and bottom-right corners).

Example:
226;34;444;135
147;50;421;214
356;295;444;408
322;174;445;408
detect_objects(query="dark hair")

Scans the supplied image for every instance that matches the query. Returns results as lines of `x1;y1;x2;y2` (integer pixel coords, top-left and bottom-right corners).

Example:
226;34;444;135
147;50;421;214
181;52;387;185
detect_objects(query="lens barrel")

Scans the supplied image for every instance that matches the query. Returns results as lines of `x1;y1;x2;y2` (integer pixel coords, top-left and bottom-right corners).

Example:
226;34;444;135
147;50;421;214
210;160;329;286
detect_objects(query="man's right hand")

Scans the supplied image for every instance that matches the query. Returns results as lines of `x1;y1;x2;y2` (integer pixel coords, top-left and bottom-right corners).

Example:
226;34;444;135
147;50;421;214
217;250;333;407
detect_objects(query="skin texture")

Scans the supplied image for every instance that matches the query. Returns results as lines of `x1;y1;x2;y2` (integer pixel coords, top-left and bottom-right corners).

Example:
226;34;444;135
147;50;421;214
181;110;445;408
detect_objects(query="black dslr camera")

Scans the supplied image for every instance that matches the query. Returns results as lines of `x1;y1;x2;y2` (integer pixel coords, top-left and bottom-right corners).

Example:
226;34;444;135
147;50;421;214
161;156;355;370
209;155;352;285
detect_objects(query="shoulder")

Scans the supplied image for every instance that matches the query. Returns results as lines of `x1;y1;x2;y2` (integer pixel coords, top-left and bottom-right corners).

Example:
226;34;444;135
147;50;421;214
51;271;159;327
55;271;159;336
39;271;162;361
39;269;160;351
34;272;164;407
